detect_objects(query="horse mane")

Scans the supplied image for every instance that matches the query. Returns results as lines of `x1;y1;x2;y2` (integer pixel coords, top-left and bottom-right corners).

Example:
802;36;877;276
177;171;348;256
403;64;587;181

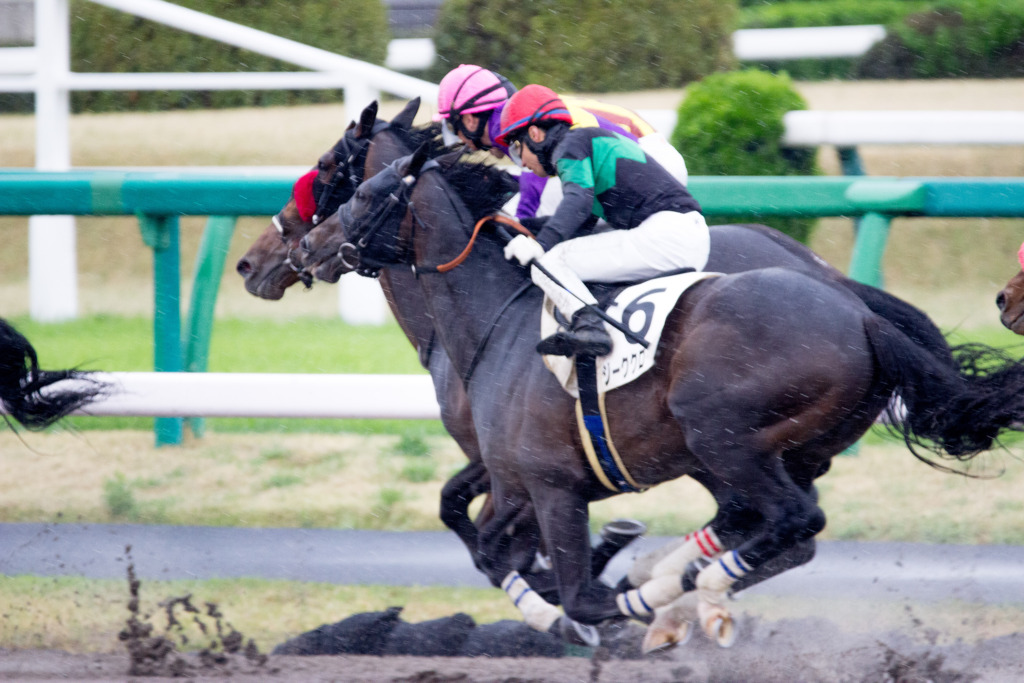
393;122;447;160
437;158;519;221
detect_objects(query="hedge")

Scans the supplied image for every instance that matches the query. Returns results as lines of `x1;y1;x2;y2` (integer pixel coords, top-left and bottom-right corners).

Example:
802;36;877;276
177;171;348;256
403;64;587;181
429;0;738;92
856;0;1024;79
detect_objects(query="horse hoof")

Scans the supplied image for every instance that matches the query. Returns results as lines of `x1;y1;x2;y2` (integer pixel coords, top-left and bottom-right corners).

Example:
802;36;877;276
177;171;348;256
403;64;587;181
710;615;736;648
676;619;694;646
553;616;601;648
641;627;676;655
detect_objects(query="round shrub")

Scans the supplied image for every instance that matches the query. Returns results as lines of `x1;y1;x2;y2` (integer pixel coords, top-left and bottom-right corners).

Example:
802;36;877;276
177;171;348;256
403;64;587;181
672;69;820;244
429;0;738;92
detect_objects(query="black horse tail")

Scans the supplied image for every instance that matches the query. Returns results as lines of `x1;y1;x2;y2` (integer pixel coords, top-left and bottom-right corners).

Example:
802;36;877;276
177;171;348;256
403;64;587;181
844;279;954;368
864;314;1024;467
0;318;108;430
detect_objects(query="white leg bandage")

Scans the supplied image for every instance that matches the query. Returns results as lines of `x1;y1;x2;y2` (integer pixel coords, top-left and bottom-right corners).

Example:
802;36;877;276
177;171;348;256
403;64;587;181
696;551;752;605
616;575;684;619
502;571;560;632
651;527;723;579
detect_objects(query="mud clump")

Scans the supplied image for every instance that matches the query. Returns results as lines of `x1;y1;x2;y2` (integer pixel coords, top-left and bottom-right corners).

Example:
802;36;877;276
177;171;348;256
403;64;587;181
117;545;269;677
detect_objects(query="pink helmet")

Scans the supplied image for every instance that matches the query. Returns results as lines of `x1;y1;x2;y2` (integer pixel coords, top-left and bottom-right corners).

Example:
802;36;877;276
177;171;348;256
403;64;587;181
434;64;516;122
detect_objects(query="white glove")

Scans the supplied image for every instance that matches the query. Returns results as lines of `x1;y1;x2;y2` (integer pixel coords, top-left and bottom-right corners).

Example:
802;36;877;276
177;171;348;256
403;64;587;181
503;234;545;266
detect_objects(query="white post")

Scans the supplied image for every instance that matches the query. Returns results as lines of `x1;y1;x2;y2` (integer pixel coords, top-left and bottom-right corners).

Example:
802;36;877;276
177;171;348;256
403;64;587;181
30;0;77;321
337;81;389;326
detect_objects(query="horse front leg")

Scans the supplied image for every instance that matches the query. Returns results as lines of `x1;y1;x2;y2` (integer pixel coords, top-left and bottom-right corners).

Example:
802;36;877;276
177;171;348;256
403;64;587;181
530;483;623;628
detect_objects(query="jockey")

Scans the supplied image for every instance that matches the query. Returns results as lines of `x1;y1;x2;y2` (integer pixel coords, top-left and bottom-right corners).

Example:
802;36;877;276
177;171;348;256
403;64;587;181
434;64;688;222
494;85;709;358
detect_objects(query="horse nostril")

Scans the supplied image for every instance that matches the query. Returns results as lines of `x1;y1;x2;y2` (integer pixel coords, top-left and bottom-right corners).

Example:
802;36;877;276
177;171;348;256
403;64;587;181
300;236;311;254
236;258;253;277
996;292;1006;311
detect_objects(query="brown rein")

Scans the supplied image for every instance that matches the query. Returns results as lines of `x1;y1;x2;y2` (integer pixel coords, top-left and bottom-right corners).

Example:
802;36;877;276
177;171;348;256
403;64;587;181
434;214;536;273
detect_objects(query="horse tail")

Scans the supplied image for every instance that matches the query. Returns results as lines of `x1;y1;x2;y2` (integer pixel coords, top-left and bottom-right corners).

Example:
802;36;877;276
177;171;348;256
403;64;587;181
864;314;1024;466
0;319;108;430
844;279;954;368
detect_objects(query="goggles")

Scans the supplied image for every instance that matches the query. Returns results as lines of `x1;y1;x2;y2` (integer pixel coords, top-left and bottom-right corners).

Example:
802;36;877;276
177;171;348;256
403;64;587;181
506;136;525;168
440;118;462;147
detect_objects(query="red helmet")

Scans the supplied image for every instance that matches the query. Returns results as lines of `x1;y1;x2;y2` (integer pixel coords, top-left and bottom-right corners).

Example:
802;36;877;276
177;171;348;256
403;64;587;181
495;85;572;147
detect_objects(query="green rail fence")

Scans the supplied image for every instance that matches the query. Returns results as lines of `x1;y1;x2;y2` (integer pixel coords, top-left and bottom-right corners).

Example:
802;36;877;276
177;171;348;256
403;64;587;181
2;170;1023;445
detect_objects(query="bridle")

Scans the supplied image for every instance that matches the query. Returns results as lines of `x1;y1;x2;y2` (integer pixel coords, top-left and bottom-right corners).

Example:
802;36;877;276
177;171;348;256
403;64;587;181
341;160;535;278
312;120;390;226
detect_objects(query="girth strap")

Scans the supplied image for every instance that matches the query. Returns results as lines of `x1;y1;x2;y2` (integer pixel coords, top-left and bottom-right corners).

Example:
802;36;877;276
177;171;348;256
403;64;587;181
575;354;643;493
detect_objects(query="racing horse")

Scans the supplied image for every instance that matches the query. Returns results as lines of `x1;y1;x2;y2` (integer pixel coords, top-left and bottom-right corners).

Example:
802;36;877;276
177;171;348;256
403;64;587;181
995;241;1024;334
0;317;107;430
250;103;960;649
235;99;506;574
338;145;1024;647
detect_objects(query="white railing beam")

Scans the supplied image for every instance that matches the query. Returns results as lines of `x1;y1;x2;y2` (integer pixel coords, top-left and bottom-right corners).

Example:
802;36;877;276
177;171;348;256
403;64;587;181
87;0;437;102
733;25;886;61
39;372;442;420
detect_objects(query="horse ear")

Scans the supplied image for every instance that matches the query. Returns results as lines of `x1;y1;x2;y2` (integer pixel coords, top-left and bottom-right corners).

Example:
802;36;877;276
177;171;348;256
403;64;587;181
434;149;464;171
354;101;379;138
404;141;432;178
391;97;421;130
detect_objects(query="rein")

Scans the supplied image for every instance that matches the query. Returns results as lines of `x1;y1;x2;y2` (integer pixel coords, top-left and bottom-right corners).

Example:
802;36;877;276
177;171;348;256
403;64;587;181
419;213;536;275
427;214;537;386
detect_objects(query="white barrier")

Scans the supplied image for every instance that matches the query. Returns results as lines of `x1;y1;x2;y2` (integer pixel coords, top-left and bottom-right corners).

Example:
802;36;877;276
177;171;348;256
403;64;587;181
49;372;441;420
733;25;886;61
637;109;1024;147
782;110;1024;146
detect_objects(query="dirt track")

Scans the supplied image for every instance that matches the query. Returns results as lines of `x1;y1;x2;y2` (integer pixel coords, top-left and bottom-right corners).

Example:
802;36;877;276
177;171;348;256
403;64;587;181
3;612;1023;682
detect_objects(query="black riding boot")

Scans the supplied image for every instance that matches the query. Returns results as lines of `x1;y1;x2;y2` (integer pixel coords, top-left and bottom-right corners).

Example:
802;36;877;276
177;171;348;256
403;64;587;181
536;307;613;357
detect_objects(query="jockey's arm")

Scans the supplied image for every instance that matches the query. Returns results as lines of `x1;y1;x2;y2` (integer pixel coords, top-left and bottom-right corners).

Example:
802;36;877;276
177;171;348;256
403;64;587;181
533;181;595;251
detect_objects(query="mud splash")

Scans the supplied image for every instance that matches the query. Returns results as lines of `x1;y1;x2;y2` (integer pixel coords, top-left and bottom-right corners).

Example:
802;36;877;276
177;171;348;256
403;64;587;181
117;545;269;677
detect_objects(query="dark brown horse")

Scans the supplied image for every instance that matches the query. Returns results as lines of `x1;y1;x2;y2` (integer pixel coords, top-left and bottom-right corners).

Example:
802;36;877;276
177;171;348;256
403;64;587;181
242;100;960;648
0;318;108;430
996;243;1024;334
339;145;1024;648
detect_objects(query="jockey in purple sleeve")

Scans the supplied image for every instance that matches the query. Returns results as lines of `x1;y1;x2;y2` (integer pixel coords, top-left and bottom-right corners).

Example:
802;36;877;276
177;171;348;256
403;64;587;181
435;65;688;223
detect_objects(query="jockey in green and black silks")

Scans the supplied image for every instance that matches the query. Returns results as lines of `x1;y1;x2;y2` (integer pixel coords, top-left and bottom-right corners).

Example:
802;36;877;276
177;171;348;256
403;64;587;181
495;84;709;358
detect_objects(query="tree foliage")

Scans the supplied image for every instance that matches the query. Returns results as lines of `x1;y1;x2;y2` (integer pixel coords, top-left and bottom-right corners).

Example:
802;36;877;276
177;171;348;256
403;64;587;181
430;0;738;92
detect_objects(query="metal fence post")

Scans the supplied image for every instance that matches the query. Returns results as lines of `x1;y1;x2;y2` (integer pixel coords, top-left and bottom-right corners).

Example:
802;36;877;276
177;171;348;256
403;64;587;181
138;213;183;446
183;215;236;438
847;211;892;290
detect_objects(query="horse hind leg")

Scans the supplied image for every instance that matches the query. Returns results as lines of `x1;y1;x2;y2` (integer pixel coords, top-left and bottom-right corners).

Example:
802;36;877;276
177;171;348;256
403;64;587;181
690;459;825;646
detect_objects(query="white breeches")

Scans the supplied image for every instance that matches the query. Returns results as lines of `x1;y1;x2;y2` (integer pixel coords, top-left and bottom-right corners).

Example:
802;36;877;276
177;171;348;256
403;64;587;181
639;133;689;186
531;210;710;318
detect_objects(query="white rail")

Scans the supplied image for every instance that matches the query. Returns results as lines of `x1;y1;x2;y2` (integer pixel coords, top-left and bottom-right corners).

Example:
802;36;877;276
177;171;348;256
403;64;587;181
733;25;886;61
782;110;1024;146
638;109;1024;147
39;372;442;420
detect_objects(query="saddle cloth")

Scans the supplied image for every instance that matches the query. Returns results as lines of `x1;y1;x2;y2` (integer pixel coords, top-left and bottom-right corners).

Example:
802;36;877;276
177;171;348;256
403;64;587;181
541;270;719;397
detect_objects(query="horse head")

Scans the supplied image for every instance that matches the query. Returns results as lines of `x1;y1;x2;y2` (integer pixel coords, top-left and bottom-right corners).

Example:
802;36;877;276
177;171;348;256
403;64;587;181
996;269;1024;334
341;144;518;278
236;207;305;299
236;98;431;297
